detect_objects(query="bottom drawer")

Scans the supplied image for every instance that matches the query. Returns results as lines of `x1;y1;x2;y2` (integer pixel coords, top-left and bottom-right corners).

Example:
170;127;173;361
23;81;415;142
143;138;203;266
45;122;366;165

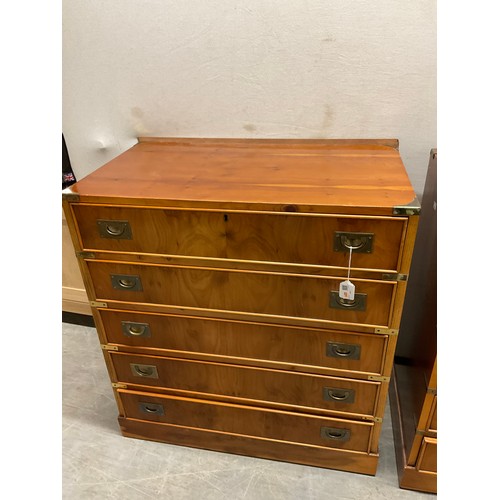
118;415;379;475
416;437;437;473
117;389;373;453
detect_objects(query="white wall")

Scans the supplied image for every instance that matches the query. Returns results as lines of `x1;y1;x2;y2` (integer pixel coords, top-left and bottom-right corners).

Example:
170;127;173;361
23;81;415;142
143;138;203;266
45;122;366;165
63;0;436;197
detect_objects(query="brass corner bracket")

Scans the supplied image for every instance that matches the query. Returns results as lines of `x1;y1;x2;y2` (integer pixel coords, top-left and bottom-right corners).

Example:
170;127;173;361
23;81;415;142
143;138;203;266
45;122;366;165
393;197;421;216
62;187;80;202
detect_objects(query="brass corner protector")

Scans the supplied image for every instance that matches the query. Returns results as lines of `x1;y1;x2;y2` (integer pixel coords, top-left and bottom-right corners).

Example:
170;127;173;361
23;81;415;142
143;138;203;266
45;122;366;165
76;251;95;259
90;301;108;308
368;375;390;382
361;415;383;424
392;197;421;216
381;273;408;281
62;187;80;202
112;382;127;389
101;344;118;351
374;328;399;336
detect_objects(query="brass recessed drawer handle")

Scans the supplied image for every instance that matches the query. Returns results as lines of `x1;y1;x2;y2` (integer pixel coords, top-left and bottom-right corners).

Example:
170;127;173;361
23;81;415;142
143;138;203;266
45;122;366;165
138;402;164;416
334;231;374;253
323;387;355;403
111;274;143;291
329;291;367;311
97;219;132;239
106;224;124;236
326;342;361;360
121;321;151;338
130;363;159;379
329;390;348;400
119;278;135;288
320;426;351;442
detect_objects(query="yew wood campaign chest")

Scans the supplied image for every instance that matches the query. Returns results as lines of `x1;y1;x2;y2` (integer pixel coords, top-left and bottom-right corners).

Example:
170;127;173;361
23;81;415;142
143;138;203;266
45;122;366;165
62;137;419;475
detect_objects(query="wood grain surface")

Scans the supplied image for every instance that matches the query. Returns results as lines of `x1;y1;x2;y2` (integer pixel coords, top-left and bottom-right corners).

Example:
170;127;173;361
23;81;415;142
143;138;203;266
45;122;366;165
99;308;388;377
64;138;416;213
87;260;396;327
73;204;406;271
109;351;380;418
416;437;437;473
118;415;379;475
117;389;374;452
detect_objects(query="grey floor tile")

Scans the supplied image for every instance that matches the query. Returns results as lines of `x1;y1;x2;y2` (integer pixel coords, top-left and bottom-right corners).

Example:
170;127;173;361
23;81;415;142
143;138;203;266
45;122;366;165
62;322;435;499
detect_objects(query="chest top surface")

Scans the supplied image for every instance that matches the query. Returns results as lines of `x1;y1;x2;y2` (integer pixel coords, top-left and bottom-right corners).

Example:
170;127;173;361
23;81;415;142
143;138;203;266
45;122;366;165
64;138;416;215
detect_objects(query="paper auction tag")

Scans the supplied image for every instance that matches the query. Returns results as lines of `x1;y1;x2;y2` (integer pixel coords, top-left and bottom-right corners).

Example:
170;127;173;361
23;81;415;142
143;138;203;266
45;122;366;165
339;280;355;300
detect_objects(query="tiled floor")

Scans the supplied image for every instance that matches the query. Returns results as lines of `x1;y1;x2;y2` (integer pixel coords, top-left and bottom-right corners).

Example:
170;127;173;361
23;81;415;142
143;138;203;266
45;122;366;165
62;322;435;499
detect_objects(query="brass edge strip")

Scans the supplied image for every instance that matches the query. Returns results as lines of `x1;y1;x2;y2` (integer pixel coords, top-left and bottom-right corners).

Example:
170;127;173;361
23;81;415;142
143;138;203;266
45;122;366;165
90;301;108;308
368;375;390;382
112;383;127;389
381;273;408;281
416;429;436;436
76;251;95;259
101;344;118;351
360;416;383;424
374;328;399;336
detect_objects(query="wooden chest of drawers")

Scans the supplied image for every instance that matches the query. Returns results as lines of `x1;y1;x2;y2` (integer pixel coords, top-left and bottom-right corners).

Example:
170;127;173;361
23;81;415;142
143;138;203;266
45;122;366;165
63;137;419;475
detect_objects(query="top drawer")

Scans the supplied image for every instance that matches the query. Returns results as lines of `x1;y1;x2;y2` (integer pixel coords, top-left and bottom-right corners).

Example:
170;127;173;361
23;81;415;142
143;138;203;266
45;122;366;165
72;205;406;271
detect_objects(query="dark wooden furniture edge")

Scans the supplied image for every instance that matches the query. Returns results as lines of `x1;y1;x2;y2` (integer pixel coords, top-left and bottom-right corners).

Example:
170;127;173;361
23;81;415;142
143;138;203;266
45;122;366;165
389;367;437;493
62;311;95;327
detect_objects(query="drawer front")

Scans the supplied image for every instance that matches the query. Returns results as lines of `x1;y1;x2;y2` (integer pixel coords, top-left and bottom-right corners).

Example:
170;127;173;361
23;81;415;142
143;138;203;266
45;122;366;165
416;437;437;473
110;352;380;417
88;261;395;327
100;309;387;375
73;205;405;271
117;389;373;452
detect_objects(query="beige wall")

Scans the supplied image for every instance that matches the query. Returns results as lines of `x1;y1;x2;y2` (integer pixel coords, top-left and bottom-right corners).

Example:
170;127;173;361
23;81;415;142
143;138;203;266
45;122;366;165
63;1;436;196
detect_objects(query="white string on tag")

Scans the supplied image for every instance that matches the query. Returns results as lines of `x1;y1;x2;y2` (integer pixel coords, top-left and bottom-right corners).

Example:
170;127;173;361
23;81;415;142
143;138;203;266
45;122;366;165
347;244;353;281
339;245;355;300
